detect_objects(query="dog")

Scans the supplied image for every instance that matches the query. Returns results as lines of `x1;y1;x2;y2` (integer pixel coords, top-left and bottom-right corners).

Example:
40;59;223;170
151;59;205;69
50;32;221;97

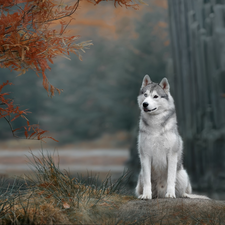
135;75;209;200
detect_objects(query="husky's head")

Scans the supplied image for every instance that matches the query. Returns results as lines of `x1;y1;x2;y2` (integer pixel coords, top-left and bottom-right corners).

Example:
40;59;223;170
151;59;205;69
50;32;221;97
138;75;172;115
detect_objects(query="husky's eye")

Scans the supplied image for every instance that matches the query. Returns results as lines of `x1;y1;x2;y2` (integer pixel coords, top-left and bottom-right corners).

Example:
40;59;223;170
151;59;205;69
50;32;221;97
144;93;148;97
153;95;158;99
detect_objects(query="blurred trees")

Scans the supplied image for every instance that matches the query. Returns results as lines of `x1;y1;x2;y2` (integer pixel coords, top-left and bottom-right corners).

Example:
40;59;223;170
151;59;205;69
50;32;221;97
168;0;225;193
0;0;92;96
0;0;144;140
0;1;169;142
38;3;169;142
0;0;91;140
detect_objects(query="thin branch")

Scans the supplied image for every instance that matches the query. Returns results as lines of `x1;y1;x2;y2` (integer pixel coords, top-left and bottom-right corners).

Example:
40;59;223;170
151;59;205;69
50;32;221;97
3;116;17;137
59;17;74;36
41;0;80;24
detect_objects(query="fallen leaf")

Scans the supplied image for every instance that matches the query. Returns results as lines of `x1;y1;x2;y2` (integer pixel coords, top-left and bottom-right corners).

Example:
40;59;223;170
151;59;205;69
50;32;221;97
63;202;70;209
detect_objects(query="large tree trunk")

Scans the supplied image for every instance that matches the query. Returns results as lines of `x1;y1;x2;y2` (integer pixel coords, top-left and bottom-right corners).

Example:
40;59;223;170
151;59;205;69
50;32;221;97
127;0;225;195
168;0;225;193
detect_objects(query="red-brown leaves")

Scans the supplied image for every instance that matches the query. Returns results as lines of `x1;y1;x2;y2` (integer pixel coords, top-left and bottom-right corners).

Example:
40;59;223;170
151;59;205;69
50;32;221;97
62;202;70;209
0;81;28;120
0;0;92;97
91;0;142;9
0;81;57;142
0;0;143;141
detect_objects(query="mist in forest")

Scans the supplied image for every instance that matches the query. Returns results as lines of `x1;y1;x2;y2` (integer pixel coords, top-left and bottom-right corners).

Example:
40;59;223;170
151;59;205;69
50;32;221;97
0;1;169;145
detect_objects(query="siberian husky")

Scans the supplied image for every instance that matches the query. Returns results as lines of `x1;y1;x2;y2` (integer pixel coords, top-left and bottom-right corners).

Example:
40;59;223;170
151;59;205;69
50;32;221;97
135;75;209;200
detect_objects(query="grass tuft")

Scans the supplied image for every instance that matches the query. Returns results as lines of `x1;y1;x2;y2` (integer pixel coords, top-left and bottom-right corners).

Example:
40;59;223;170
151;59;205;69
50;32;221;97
0;150;134;224
1;150;223;224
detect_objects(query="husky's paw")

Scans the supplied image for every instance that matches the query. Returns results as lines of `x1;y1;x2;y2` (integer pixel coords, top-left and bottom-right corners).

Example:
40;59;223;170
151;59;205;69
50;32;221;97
165;191;176;198
138;193;152;200
182;193;189;198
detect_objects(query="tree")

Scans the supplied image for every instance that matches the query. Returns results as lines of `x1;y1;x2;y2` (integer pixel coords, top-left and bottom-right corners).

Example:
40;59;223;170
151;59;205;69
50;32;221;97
168;0;225;192
0;0;143;141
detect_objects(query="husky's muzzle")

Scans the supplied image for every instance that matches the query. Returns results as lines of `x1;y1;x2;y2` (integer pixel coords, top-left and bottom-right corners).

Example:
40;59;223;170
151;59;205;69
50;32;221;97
143;102;157;112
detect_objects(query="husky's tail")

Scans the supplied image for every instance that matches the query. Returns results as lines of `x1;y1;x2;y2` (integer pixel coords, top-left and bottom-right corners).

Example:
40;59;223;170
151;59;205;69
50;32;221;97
183;193;210;200
184;180;210;199
186;180;192;194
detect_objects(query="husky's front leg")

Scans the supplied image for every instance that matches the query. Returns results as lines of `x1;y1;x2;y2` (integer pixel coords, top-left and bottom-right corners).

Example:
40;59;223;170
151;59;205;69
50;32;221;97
139;156;152;199
165;152;177;198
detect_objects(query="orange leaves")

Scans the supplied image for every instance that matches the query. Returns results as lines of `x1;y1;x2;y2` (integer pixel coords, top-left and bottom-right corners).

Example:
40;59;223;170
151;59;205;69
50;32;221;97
23;124;58;142
0;81;28;120
0;80;58;142
42;72;63;97
91;0;143;9
113;0;140;9
62;202;70;209
0;80;12;92
0;0;93;97
0;0;143;97
42;72;49;93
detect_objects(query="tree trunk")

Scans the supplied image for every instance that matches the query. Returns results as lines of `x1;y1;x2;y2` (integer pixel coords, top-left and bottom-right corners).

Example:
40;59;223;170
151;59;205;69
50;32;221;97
127;1;225;195
168;0;225;193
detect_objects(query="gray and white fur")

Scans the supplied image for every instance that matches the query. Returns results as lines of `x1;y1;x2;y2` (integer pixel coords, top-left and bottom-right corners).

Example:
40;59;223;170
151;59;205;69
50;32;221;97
136;75;209;200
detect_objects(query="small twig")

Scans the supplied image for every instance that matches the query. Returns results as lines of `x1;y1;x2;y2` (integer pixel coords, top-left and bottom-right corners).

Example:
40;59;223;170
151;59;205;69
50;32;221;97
3;116;17;138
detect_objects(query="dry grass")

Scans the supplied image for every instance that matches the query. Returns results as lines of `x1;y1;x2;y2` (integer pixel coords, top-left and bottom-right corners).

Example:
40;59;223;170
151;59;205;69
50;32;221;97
1;151;225;225
0;151;134;225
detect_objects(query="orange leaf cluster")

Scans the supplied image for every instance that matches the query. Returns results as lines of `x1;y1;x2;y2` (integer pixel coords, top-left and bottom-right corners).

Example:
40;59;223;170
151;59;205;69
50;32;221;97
0;81;57;142
91;0;142;9
23;121;58;142
0;80;30;121
0;0;92;96
0;0;142;141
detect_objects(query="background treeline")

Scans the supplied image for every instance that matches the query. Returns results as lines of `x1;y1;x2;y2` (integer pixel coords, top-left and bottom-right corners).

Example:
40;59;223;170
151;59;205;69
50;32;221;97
0;3;169;144
167;0;225;195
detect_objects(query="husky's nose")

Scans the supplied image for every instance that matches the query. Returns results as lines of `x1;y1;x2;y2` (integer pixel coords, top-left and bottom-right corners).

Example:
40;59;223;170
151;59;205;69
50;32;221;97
143;102;148;108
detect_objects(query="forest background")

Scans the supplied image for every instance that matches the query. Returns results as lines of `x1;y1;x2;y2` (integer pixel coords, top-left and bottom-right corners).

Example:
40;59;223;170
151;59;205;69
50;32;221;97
0;0;169;147
2;0;225;202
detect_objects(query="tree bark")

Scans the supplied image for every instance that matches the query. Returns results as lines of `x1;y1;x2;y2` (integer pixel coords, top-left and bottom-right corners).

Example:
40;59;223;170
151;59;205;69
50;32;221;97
167;0;225;192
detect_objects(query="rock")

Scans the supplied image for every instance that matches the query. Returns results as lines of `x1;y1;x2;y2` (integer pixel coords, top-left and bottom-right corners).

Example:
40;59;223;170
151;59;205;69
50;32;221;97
117;198;225;224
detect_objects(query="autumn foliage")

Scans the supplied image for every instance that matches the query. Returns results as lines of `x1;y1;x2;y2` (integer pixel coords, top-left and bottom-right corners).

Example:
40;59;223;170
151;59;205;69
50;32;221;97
93;0;144;9
0;0;95;96
0;0;142;141
0;80;58;141
0;0;91;141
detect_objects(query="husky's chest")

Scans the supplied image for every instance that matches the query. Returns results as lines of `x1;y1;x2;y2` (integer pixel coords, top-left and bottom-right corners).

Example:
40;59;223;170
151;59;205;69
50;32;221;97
138;132;173;170
139;131;172;153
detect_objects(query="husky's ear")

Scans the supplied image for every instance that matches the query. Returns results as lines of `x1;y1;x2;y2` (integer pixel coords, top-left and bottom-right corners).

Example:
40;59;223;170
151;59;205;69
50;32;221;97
159;78;170;94
141;75;152;89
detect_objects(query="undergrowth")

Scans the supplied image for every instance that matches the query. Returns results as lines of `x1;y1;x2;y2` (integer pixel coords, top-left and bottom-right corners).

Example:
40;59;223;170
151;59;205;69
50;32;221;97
1;151;225;225
0;151;134;225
